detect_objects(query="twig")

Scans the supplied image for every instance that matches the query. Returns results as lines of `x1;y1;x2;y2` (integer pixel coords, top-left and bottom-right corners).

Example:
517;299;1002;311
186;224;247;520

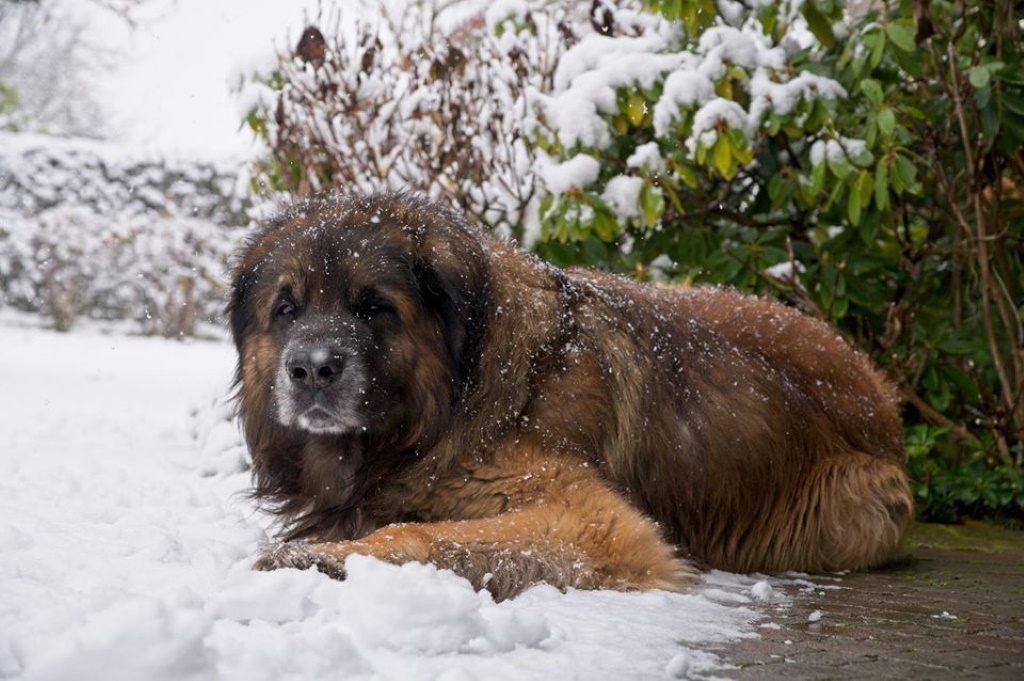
902;386;982;448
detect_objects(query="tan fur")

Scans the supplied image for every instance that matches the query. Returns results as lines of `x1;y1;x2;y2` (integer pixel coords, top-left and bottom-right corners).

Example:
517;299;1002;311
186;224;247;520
229;193;913;601
255;445;696;600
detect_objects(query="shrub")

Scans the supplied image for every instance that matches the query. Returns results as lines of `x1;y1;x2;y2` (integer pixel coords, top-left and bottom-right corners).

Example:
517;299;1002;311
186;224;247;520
239;0;605;239
0;205;244;337
0;132;250;336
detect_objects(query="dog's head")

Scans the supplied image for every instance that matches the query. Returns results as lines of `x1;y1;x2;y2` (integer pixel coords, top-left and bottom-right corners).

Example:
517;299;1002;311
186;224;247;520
228;193;490;454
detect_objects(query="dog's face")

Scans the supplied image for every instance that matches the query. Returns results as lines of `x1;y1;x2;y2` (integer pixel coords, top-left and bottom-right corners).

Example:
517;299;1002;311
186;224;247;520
256;233;420;436
229;195;489;451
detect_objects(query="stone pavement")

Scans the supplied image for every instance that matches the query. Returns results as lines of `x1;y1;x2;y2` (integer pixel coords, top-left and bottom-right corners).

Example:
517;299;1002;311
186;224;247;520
713;523;1024;680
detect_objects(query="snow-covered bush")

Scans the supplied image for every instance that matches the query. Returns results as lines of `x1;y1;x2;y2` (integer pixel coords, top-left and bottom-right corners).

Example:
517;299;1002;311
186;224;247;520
0;132;249;225
525;1;864;277
0;205;245;336
0;132;249;336
240;0;611;239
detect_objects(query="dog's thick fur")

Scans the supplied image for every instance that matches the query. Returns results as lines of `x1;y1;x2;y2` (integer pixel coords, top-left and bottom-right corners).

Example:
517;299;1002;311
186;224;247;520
228;193;913;601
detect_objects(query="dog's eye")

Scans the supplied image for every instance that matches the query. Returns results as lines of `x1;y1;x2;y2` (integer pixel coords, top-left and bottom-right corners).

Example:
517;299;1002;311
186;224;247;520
353;292;396;320
273;293;298;320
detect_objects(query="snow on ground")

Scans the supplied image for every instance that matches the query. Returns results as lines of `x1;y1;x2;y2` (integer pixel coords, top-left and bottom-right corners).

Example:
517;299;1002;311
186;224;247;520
0;322;794;680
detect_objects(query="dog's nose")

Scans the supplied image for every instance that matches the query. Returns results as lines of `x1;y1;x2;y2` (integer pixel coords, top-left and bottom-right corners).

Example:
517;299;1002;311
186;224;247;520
285;345;345;389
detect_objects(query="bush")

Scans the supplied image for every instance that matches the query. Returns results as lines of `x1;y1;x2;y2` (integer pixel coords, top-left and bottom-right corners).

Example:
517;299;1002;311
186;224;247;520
0;205;244;337
243;0;1023;524
0;132;250;336
239;0;607;239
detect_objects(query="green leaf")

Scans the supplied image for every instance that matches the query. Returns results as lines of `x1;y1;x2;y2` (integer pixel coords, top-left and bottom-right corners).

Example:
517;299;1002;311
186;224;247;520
939;366;981;404
640;184;665;229
768;173;784;202
712;135;736;179
659;0;683;21
850;146;875;168
848;180;863;225
730;135;754;165
856;170;874;206
874;160;889;211
802;3;837;49
828;154;851;180
862;28;886;70
673;162;698;189
885;21;917;53
968;66;991;89
908;221;929;246
762;3;778;39
878;107;896;138
894;155;921;195
859;210;880;245
831;292;849;319
860;79;884;105
626;91;647;127
980;98;1000;148
593;207;619;241
733;139;757;163
695;140;708;166
681;0;698;32
810;160;827;195
1001;90;1024;117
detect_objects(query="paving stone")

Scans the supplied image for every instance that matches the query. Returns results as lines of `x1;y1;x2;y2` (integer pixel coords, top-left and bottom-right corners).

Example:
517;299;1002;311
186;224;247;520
716;523;1024;680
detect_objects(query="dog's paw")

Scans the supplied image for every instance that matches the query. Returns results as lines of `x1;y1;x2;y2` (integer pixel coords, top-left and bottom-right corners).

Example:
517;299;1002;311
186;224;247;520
253;541;348;580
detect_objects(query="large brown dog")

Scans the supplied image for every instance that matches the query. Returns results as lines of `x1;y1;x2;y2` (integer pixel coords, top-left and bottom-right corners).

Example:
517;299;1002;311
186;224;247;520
228;192;912;600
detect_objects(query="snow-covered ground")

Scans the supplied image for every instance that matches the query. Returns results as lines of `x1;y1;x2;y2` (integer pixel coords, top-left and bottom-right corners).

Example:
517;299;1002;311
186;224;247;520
0;321;807;680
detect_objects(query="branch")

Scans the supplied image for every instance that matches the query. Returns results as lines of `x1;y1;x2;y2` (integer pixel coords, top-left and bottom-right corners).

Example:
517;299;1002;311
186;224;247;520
945;40;1021;434
902;386;982;448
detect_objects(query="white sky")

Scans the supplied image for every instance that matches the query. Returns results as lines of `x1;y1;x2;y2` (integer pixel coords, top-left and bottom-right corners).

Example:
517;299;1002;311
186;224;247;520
81;0;328;159
72;0;487;160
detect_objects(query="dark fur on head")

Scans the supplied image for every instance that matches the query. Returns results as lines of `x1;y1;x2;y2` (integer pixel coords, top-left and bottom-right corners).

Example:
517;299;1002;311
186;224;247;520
227;193;490;540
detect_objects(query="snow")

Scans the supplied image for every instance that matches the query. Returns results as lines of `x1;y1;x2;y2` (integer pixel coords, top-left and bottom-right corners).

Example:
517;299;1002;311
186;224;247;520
697;26;780;71
0;321;809;679
809;137;868;166
764;260;806;281
690;98;752;143
602;175;646;221
626;141;666;173
652;69;715;135
485;0;531;32
536;153;602;196
533;32;683;150
749;70;847;118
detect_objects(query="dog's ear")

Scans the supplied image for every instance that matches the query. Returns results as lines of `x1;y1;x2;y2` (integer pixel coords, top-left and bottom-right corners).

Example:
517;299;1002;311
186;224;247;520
388;192;491;393
414;256;487;392
226;268;258;353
